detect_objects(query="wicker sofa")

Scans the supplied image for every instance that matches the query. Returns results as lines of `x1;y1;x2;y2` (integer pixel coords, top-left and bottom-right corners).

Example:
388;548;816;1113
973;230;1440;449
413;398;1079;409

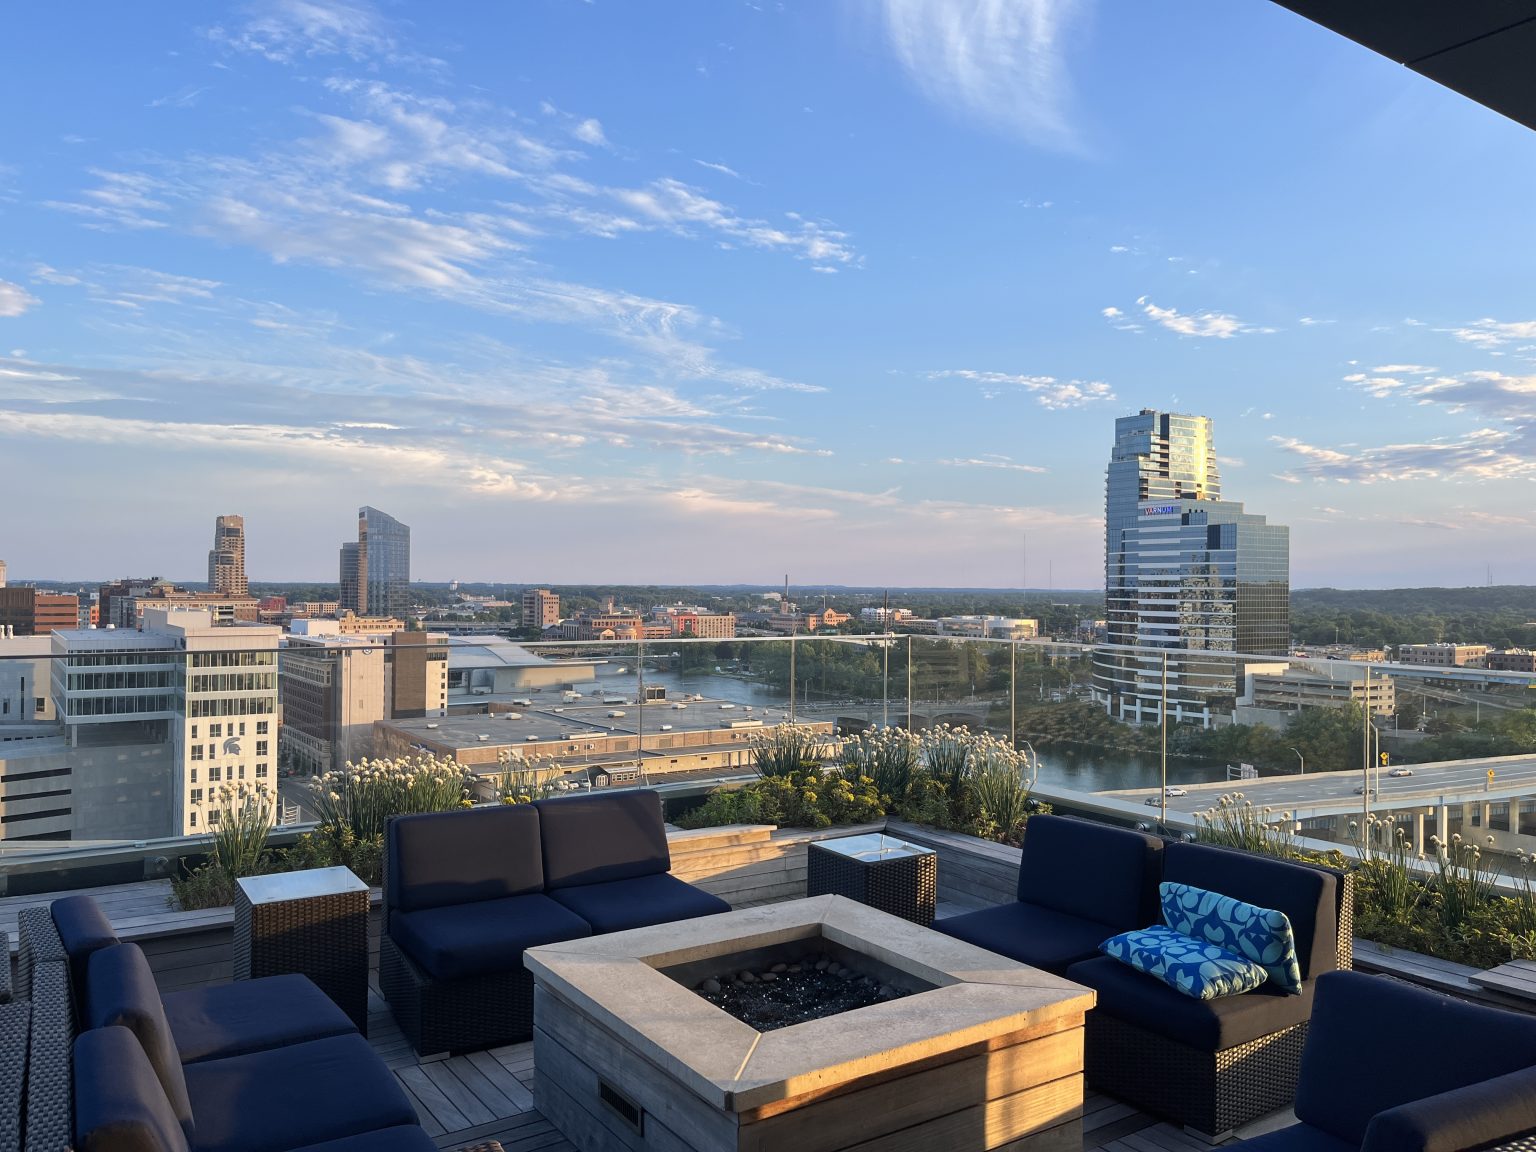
381;789;730;1055
13;895;437;1152
1065;840;1352;1139
933;814;1165;972
1229;970;1536;1151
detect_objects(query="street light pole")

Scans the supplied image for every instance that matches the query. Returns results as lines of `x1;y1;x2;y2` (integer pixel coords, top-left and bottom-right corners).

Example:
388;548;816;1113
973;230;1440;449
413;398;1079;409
1290;747;1304;774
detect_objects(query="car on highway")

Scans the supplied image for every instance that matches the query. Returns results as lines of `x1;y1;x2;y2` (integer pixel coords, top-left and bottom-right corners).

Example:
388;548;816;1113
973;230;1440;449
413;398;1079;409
1388;767;1413;778
1353;785;1380;797
1144;787;1188;805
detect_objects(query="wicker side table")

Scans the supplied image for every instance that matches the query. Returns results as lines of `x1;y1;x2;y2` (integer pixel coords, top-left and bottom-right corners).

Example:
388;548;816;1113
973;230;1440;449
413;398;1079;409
235;867;370;1032
807;833;937;926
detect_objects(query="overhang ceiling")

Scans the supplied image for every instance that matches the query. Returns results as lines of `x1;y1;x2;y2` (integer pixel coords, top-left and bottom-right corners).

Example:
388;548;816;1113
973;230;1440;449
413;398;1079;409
1270;2;1536;132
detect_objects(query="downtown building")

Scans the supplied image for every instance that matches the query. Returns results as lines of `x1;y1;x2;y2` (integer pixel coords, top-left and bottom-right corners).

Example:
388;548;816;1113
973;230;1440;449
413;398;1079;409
207;514;249;596
1093;410;1290;726
339;506;411;619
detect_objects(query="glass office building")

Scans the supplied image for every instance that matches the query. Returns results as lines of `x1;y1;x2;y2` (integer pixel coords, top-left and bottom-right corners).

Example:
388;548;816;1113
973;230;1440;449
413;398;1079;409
1096;412;1289;726
360;506;411;621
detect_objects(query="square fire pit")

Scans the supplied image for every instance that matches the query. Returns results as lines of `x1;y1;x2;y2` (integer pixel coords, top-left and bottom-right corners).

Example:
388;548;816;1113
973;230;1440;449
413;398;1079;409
524;895;1094;1152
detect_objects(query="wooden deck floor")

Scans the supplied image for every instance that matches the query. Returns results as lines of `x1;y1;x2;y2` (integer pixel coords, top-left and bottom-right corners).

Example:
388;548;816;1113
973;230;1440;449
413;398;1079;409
362;982;1256;1152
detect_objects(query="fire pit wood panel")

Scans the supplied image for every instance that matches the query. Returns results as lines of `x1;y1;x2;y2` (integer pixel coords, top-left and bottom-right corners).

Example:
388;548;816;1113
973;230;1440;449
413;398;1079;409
526;896;1092;1152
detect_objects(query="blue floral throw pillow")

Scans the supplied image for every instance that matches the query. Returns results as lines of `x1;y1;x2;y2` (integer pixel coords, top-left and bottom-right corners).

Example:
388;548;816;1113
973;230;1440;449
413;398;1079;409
1100;926;1269;1000
1160;882;1302;995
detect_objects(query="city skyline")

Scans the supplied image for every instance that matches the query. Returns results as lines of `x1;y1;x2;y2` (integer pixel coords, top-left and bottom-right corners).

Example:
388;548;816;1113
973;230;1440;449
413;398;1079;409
3;2;1536;588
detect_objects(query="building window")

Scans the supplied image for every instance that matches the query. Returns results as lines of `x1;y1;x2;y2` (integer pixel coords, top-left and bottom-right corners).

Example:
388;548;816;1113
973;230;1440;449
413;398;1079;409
257;721;268;735
191;724;199;739
256;740;268;756
191;746;204;761
208;810;220;825
239;722;246;736
238;766;246;780
190;768;198;783
210;766;221;782
211;723;223;738
190;789;203;804
256;763;268;778
189;812;197;827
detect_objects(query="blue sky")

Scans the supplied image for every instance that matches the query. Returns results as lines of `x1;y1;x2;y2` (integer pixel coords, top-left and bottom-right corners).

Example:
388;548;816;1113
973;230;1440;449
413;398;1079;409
3;1;1535;589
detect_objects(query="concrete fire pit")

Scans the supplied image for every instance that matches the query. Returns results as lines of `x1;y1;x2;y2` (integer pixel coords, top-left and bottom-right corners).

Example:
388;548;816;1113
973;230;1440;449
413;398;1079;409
524;895;1094;1151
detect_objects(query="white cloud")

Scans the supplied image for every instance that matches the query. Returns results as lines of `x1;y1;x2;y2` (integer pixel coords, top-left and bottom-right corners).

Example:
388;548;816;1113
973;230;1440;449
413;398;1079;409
1271;428;1536;484
32;264;81;286
694;160;744;180
876;0;1086;149
1101;306;1121;318
572;118;608;147
0;280;40;317
939;455;1047;473
1134;296;1272;339
1371;363;1435;375
208;0;441;71
930;369;1114;409
1445;318;1536;349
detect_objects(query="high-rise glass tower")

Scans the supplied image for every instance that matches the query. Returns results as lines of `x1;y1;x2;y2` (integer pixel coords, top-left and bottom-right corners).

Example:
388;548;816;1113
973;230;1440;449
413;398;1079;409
207;515;247;597
359;506;410;620
1095;411;1288;726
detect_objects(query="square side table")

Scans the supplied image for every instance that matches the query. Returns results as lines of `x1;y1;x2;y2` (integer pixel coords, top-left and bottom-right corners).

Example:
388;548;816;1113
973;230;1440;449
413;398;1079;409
235;867;370;1032
807;833;937;926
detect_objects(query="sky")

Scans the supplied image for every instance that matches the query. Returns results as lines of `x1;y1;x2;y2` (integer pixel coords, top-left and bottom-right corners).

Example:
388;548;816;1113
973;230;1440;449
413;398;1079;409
3;1;1535;590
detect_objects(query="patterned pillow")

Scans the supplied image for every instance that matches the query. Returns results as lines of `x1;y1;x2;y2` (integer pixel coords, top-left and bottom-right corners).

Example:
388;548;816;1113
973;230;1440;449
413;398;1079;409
1099;925;1270;1000
1160;882;1303;995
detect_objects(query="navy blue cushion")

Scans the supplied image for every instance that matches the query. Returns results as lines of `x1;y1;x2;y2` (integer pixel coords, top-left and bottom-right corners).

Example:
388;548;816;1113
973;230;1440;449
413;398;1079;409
391;893;591;982
1296;970;1536;1146
548;873;730;935
183;1033;417;1152
87;943;196;1143
935;901;1121;973
1224;1123;1357;1152
1164;842;1340;982
1015;815;1163;931
386;804;545;916
74;1026;191;1152
1066;954;1313;1052
53;894;119;1017
288;1128;438;1152
535;790;671;889
162;974;355;1063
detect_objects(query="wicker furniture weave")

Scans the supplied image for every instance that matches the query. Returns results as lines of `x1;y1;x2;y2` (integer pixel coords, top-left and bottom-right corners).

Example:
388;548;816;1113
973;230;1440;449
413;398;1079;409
379;931;534;1056
455;1143;506;1152
1;1000;29;1152
235;867;370;1032
24;960;72;1152
1083;869;1355;1139
0;931;10;1005
16;908;65;1006
807;833;938;926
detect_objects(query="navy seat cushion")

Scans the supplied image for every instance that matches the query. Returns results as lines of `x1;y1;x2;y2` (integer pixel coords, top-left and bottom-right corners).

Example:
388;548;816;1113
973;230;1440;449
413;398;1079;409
1163;842;1339;982
86;943;196;1143
183;1033;417;1152
1222;1124;1356;1152
387;804;545;916
1296;970;1536;1146
548;873;730;935
1015;815;1164;932
288;1128;438;1152
535;790;671;889
74;1026;191;1152
53;894;119;1016
934;902;1120;973
162;974;356;1063
1066;954;1313;1051
391;893;591;981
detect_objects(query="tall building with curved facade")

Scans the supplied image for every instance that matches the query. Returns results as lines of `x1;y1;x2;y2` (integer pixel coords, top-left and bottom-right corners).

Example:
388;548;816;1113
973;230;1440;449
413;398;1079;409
207;514;248;597
1094;410;1289;727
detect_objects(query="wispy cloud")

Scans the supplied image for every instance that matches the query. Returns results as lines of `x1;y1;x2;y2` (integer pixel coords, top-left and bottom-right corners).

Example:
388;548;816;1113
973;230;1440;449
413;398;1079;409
45;169;172;230
939;454;1047;473
1444;317;1536;350
1133;296;1274;339
1271;428;1536;484
207;0;442;71
930;368;1114;408
572;118;608;147
875;0;1086;149
694;159;744;180
148;85;210;109
0;281;40;317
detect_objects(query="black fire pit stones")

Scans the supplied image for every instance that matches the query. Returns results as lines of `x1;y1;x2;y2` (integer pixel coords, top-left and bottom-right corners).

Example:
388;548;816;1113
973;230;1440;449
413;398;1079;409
693;952;912;1031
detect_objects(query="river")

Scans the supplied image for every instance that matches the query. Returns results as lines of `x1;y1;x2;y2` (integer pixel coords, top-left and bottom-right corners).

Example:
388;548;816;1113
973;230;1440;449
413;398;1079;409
589;662;1236;796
